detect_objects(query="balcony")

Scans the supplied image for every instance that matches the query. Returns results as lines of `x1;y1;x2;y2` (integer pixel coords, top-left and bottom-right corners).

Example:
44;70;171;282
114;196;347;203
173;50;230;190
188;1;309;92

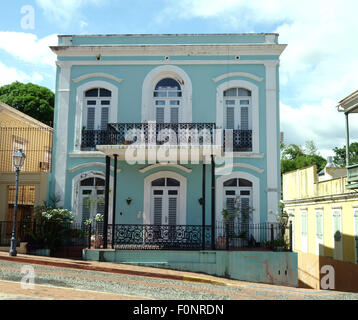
81;123;216;151
81;123;253;153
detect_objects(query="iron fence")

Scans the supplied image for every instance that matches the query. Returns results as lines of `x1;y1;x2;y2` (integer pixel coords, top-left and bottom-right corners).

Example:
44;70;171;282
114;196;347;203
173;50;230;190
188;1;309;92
0;220;292;251
215;221;291;251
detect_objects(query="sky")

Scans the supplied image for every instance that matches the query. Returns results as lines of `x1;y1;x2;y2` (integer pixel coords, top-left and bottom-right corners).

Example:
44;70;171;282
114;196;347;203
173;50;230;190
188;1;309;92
0;0;357;158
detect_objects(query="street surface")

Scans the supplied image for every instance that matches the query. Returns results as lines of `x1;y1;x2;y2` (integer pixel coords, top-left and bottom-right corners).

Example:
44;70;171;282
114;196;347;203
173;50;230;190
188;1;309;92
0;260;358;300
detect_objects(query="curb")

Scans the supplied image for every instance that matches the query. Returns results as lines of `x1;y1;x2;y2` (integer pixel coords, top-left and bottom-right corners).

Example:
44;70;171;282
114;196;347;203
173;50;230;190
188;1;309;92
0;254;228;286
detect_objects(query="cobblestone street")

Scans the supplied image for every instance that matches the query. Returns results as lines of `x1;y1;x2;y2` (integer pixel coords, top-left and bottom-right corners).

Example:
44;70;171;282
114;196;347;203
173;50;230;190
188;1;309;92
0;255;358;300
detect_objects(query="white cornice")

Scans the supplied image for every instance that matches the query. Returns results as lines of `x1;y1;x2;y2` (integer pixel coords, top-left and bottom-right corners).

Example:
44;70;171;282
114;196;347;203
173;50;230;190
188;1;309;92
51;44;287;57
57;59;279;67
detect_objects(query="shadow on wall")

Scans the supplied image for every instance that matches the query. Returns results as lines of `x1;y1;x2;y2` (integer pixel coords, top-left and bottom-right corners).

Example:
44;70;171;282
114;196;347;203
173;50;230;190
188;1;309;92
297;233;358;293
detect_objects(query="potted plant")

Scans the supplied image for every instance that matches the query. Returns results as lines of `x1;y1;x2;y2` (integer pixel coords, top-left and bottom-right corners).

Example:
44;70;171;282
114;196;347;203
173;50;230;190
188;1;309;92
27;204;75;256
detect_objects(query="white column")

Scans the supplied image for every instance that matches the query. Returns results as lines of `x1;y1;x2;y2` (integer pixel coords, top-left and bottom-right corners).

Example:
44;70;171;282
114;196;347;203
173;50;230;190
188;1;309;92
54;64;71;207
265;62;279;222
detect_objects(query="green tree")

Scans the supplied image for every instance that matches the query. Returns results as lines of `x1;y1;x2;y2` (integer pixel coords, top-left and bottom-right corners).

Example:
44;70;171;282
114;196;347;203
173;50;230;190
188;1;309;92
281;141;327;175
0;81;54;126
332;142;358;167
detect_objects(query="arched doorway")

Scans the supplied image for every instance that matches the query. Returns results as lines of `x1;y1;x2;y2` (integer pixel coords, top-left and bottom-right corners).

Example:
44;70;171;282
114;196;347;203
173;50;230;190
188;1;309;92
79;177;105;224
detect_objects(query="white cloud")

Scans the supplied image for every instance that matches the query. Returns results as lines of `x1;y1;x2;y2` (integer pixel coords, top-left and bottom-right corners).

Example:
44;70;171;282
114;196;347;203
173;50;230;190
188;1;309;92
0;62;44;86
280;99;358;155
160;0;358;154
0;32;57;67
35;0;103;25
160;0;358;105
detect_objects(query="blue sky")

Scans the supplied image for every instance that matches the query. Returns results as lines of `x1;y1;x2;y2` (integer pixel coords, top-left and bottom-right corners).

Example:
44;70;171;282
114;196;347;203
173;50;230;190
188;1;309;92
0;0;357;156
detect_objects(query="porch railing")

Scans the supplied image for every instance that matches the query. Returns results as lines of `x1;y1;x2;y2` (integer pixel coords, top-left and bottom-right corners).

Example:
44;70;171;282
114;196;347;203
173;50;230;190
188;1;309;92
93;221;291;251
1;220;292;251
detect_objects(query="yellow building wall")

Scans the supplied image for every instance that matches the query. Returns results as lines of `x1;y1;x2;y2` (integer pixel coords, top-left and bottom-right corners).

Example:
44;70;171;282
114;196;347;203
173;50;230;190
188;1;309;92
283;166;358;268
0;110;53;173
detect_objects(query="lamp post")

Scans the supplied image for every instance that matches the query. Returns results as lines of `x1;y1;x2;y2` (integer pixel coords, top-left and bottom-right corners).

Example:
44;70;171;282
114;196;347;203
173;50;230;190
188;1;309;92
9;149;26;256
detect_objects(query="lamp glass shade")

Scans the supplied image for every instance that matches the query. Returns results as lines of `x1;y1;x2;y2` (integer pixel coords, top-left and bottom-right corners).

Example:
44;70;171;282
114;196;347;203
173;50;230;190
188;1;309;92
12;149;26;169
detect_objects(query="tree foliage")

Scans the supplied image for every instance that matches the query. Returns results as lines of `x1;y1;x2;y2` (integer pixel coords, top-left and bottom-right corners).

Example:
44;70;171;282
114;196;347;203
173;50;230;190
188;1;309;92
332;142;358;167
0;81;54;126
281;141;327;175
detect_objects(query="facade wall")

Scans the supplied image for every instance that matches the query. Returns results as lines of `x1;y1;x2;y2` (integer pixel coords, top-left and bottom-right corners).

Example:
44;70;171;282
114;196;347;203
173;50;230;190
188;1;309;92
49;34;285;227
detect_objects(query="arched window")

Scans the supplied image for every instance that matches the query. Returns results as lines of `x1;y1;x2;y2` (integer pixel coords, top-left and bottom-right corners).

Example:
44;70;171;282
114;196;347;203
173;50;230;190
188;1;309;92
79;177;105;224
151;177;180;225
223;178;252;224
224;88;251;130
153;78;182;123
83;88;112;130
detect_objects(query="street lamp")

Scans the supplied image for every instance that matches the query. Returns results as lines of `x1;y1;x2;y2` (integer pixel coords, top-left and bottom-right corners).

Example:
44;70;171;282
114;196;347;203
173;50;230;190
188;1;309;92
9;149;26;256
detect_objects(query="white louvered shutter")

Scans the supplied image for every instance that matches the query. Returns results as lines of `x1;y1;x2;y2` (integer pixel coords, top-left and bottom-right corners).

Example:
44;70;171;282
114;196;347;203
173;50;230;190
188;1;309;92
226;107;235;129
153;197;163;225
156;108;164;123
101;107;109;130
240;107;249;130
168;197;177;225
87;108;95;130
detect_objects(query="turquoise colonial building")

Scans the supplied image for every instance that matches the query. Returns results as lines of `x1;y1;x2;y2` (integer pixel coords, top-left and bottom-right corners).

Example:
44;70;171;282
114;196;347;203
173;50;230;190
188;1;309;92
48;33;286;249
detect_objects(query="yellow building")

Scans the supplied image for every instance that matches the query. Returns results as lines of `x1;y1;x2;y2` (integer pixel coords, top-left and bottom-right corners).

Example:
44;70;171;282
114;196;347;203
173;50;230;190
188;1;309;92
282;163;358;291
0;102;53;222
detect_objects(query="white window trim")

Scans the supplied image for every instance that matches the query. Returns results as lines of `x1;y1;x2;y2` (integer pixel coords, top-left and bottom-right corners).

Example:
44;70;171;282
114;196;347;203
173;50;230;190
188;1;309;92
71;170;113;224
216;79;259;154
332;207;343;261
74;80;118;152
315;209;324;256
216;171;260;225
143;171;187;225
141;65;192;123
300;209;308;253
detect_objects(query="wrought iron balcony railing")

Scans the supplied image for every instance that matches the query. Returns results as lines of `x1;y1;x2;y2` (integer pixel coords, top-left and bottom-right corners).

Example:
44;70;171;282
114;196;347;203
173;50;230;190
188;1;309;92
81;123;216;150
223;129;252;152
81;129;107;151
80;124;253;152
